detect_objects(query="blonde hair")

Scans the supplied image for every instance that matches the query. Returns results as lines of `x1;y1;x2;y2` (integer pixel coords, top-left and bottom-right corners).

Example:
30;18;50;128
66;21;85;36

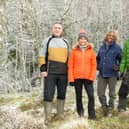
104;31;118;42
53;21;63;27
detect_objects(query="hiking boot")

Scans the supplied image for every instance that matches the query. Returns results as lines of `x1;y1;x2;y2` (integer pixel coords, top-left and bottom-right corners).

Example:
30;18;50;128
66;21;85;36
78;110;84;117
118;108;126;112
88;115;97;120
118;98;127;112
107;107;113;117
102;106;108;116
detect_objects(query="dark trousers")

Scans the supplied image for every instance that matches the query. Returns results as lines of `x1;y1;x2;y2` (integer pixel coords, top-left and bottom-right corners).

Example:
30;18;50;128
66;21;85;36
118;71;129;110
74;79;95;117
43;74;67;101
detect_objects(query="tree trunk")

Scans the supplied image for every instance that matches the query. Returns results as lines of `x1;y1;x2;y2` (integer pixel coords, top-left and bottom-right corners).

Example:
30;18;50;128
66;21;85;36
0;0;5;53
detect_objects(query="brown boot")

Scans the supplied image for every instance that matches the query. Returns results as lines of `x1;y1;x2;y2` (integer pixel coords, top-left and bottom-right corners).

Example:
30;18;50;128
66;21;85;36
108;107;113;117
102;106;108;116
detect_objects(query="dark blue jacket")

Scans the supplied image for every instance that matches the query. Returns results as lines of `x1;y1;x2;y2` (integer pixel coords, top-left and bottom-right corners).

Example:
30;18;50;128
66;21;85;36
97;41;122;77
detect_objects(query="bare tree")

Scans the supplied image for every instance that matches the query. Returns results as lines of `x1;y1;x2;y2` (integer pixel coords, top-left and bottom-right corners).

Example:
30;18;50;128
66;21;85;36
1;0;129;93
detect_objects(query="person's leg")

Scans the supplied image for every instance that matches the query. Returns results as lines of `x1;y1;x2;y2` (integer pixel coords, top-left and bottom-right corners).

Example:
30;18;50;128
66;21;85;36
74;79;84;117
97;77;108;106
118;72;129;111
56;74;67;119
43;74;56;124
84;79;96;119
108;77;117;109
118;82;128;111
97;77;108;116
107;77;117;116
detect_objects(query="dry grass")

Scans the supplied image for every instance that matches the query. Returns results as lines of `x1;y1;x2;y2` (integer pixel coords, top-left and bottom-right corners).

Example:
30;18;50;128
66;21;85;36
0;90;129;129
60;118;91;129
0;110;45;129
118;110;129;121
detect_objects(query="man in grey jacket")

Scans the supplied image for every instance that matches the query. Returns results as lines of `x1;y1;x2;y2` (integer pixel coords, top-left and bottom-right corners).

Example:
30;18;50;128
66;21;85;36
38;22;69;124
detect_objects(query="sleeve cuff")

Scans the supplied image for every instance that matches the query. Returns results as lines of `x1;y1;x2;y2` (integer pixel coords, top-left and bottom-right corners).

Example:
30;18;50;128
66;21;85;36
40;64;47;72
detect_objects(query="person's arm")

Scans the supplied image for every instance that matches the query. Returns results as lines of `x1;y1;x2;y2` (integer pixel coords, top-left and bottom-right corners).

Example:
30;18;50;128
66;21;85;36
114;46;122;71
38;38;49;78
68;50;74;83
96;50;101;70
120;40;128;73
89;50;97;80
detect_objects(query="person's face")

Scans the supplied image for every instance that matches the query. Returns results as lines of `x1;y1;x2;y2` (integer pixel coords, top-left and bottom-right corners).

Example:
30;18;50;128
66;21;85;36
52;23;63;37
106;32;116;43
78;37;88;46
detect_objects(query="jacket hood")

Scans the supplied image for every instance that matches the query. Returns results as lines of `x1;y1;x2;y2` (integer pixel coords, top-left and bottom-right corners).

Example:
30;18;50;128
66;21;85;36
72;42;94;49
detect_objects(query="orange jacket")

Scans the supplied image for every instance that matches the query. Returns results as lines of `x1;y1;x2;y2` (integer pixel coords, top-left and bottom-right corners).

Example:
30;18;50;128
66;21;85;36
68;44;97;82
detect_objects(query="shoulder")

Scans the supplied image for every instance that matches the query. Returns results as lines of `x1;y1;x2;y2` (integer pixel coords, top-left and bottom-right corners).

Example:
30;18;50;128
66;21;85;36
87;43;94;48
70;48;79;55
41;36;52;46
98;42;105;50
114;43;121;50
63;38;68;43
100;42;105;47
44;36;52;42
71;48;78;52
62;38;69;47
124;39;129;46
125;38;129;42
88;46;96;55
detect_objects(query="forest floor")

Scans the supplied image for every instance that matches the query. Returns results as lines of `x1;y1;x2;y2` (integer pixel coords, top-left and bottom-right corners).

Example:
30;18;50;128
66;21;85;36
0;80;129;129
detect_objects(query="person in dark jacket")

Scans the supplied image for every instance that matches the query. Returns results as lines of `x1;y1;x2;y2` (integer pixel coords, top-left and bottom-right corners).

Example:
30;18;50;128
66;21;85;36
38;22;69;124
97;31;122;116
118;38;129;112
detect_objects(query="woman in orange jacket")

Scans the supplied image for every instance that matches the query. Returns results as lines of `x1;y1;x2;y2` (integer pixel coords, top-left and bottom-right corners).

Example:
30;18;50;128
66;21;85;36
68;29;97;119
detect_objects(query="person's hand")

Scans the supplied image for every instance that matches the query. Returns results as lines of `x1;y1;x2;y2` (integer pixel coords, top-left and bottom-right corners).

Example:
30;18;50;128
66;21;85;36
40;72;47;78
114;64;119;71
69;82;74;86
97;64;100;70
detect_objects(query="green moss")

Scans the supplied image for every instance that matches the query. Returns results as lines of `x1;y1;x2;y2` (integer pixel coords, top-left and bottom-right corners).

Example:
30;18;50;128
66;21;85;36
0;97;12;105
90;107;129;129
19;102;34;111
0;95;31;106
90;115;129;129
19;99;43;112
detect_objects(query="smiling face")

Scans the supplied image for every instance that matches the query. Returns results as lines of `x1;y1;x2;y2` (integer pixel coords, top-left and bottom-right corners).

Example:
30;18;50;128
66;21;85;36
52;23;63;37
105;31;117;43
78;37;88;46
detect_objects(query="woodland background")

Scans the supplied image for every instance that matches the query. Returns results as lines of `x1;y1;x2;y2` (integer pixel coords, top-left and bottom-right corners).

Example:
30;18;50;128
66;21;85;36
0;0;129;93
0;1;129;129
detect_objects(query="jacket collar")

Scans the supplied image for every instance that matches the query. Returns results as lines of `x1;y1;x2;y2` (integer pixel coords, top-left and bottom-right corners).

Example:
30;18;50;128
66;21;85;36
103;41;116;47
